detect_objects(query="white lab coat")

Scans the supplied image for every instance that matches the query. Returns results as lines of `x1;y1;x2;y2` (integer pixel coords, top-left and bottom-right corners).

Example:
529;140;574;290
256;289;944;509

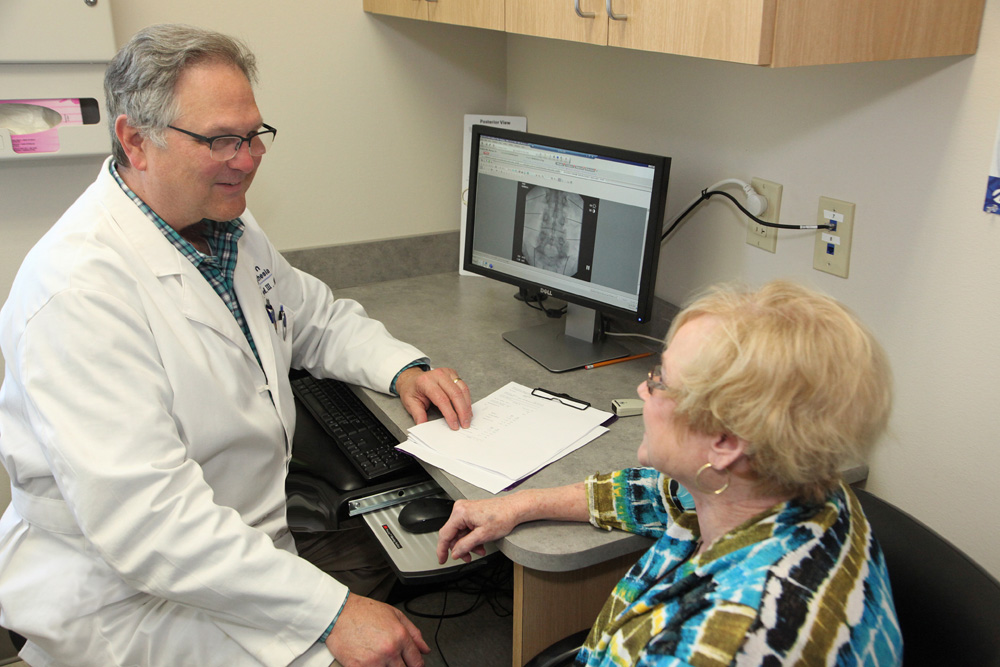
0;158;425;666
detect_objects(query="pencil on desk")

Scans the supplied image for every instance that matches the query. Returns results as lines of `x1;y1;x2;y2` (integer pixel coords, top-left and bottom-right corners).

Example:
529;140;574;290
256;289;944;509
584;352;652;370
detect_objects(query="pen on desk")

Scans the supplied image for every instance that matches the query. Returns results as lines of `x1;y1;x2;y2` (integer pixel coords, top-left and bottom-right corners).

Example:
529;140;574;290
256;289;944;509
584;352;652;370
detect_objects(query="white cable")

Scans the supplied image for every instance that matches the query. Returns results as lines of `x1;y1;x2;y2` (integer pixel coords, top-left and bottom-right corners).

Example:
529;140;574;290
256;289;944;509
606;331;665;345
740;183;768;217
663;178;767;232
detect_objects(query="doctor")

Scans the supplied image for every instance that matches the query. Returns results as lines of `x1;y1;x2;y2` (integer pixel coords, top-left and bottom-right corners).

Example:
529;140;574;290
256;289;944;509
0;23;470;667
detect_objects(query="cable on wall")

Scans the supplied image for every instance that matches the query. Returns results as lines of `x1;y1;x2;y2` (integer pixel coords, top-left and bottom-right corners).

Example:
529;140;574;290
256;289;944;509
661;179;833;243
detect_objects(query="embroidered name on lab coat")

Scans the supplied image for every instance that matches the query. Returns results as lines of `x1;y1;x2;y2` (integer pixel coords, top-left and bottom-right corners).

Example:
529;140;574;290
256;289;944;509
255;265;276;297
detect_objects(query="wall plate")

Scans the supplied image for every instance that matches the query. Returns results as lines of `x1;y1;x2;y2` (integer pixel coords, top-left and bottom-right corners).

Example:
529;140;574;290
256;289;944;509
813;197;855;278
746;177;782;253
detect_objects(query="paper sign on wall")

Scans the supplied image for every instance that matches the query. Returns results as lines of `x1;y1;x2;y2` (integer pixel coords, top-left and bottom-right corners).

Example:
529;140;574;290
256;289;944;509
984;114;1000;214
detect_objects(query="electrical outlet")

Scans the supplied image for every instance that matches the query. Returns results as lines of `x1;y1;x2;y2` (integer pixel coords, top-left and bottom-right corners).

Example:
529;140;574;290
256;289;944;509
813;197;855;278
746;177;781;253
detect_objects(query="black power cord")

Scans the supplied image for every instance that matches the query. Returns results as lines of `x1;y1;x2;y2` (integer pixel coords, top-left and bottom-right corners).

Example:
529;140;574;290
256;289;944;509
516;287;566;318
661;188;834;242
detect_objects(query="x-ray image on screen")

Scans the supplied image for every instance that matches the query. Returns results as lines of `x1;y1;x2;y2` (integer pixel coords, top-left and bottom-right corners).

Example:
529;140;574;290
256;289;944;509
512;183;598;282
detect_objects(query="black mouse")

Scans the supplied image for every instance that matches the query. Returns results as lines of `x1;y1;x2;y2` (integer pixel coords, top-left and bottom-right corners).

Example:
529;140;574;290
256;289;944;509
397;497;455;534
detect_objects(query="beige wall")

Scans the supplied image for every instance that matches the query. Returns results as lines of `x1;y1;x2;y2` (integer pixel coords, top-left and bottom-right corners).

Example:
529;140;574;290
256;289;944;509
504;10;1000;574
2;1;999;580
106;1;508;250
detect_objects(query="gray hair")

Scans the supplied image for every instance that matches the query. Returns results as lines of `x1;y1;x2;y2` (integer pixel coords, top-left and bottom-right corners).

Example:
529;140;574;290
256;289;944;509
105;24;258;167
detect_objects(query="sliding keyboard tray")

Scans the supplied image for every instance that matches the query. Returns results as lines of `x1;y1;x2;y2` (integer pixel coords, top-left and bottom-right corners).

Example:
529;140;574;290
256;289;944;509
353;480;497;584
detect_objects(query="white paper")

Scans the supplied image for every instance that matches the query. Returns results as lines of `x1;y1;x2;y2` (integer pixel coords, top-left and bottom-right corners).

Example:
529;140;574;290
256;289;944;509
399;426;607;494
400;381;612;494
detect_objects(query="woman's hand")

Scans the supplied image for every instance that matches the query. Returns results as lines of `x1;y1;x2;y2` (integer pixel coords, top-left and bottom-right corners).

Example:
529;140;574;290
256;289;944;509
435;496;524;564
436;483;590;564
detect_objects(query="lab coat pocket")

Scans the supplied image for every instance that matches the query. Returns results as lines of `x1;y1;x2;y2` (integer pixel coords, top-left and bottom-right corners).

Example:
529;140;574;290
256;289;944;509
272;304;293;365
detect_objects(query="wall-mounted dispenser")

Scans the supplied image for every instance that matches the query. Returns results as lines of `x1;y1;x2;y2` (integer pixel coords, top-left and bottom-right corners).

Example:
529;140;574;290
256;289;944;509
0;0;116;161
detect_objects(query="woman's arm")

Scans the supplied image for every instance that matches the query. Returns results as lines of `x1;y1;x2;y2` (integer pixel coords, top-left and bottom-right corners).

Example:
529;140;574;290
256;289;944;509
436;483;588;563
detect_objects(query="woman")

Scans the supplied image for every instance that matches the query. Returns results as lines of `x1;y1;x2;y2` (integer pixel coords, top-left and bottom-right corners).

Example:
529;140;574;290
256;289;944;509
436;280;902;665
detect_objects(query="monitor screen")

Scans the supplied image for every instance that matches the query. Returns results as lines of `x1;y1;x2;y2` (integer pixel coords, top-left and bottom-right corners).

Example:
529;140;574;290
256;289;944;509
463;125;670;371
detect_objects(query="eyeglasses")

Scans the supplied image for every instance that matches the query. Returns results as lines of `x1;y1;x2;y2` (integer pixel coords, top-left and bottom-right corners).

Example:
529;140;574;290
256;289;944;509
167;123;277;161
646;365;673;396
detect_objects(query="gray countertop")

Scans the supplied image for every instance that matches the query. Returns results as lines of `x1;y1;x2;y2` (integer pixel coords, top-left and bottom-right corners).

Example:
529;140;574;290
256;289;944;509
337;272;867;572
338;272;661;571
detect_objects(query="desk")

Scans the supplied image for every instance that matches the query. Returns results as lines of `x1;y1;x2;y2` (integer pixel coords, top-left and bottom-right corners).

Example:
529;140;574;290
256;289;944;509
337;272;868;666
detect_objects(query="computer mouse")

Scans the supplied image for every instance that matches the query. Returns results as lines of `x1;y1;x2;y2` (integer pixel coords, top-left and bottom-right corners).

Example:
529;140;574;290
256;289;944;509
397;497;455;534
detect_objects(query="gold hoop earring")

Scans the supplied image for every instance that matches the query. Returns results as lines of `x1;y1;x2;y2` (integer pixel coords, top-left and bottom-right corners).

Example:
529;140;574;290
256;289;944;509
694;462;730;495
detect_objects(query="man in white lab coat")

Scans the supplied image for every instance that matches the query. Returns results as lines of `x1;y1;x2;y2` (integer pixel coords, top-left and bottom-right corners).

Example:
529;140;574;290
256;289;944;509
0;24;471;667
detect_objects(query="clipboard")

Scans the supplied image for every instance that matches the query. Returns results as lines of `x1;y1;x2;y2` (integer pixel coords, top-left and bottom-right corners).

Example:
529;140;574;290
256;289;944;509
399;382;614;494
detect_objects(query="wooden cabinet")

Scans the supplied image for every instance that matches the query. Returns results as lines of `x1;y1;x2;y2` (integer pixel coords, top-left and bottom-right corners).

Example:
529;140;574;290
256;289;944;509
505;0;776;63
605;1;777;65
505;0;608;47
514;0;985;67
363;0;504;31
372;0;985;67
765;0;985;67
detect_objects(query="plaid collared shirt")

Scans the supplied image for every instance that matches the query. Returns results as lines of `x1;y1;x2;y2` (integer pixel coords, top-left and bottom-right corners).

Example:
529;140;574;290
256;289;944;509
110;161;261;365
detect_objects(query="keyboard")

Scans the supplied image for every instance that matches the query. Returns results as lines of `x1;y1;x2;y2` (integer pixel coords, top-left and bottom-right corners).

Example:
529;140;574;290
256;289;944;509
290;374;416;482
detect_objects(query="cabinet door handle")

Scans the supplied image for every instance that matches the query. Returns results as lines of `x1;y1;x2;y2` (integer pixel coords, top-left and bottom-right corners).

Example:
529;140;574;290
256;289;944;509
574;0;596;19
606;0;627;20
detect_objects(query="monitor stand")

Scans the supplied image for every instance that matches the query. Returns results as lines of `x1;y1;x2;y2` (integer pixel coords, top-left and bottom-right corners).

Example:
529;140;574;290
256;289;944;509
502;304;629;373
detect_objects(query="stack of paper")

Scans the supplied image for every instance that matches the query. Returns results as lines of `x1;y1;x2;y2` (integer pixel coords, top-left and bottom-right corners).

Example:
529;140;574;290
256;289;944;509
398;382;613;494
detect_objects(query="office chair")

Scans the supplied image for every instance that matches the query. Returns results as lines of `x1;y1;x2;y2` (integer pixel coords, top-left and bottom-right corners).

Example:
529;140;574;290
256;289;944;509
525;489;1000;667
853;487;1000;666
6;629;25;652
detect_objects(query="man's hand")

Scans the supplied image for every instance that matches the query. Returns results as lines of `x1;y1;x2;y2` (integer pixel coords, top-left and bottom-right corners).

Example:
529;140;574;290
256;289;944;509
395;366;472;430
326;595;430;667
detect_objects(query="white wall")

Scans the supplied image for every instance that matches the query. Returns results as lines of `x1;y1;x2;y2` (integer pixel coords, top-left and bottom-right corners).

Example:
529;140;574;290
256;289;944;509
0;3;506;521
504;8;1000;575
107;1;508;250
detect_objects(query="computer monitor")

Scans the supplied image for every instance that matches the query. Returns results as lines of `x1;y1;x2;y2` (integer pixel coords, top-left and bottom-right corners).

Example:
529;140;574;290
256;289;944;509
463;125;671;372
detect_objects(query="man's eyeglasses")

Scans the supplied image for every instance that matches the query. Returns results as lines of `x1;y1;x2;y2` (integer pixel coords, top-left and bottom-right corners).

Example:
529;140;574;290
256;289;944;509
168;123;277;161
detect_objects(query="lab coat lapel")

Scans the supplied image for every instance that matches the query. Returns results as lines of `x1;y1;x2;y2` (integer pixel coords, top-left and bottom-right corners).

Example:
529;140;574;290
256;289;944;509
178;267;260;367
233;253;293;447
233;257;278;383
101;168;263;369
138;240;259;366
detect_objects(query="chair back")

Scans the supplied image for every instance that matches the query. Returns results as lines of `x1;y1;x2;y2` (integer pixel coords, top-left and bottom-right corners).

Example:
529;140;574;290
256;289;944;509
855;488;1000;666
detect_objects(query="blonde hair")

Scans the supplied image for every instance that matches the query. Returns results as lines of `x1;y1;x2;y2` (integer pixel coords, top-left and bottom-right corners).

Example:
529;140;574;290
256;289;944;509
666;280;892;502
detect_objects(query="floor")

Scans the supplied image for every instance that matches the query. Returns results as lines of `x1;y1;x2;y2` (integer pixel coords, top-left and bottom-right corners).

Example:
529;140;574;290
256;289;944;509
389;556;515;667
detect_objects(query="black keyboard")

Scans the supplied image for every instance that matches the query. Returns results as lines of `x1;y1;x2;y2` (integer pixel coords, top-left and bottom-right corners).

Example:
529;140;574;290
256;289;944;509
290;374;416;482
